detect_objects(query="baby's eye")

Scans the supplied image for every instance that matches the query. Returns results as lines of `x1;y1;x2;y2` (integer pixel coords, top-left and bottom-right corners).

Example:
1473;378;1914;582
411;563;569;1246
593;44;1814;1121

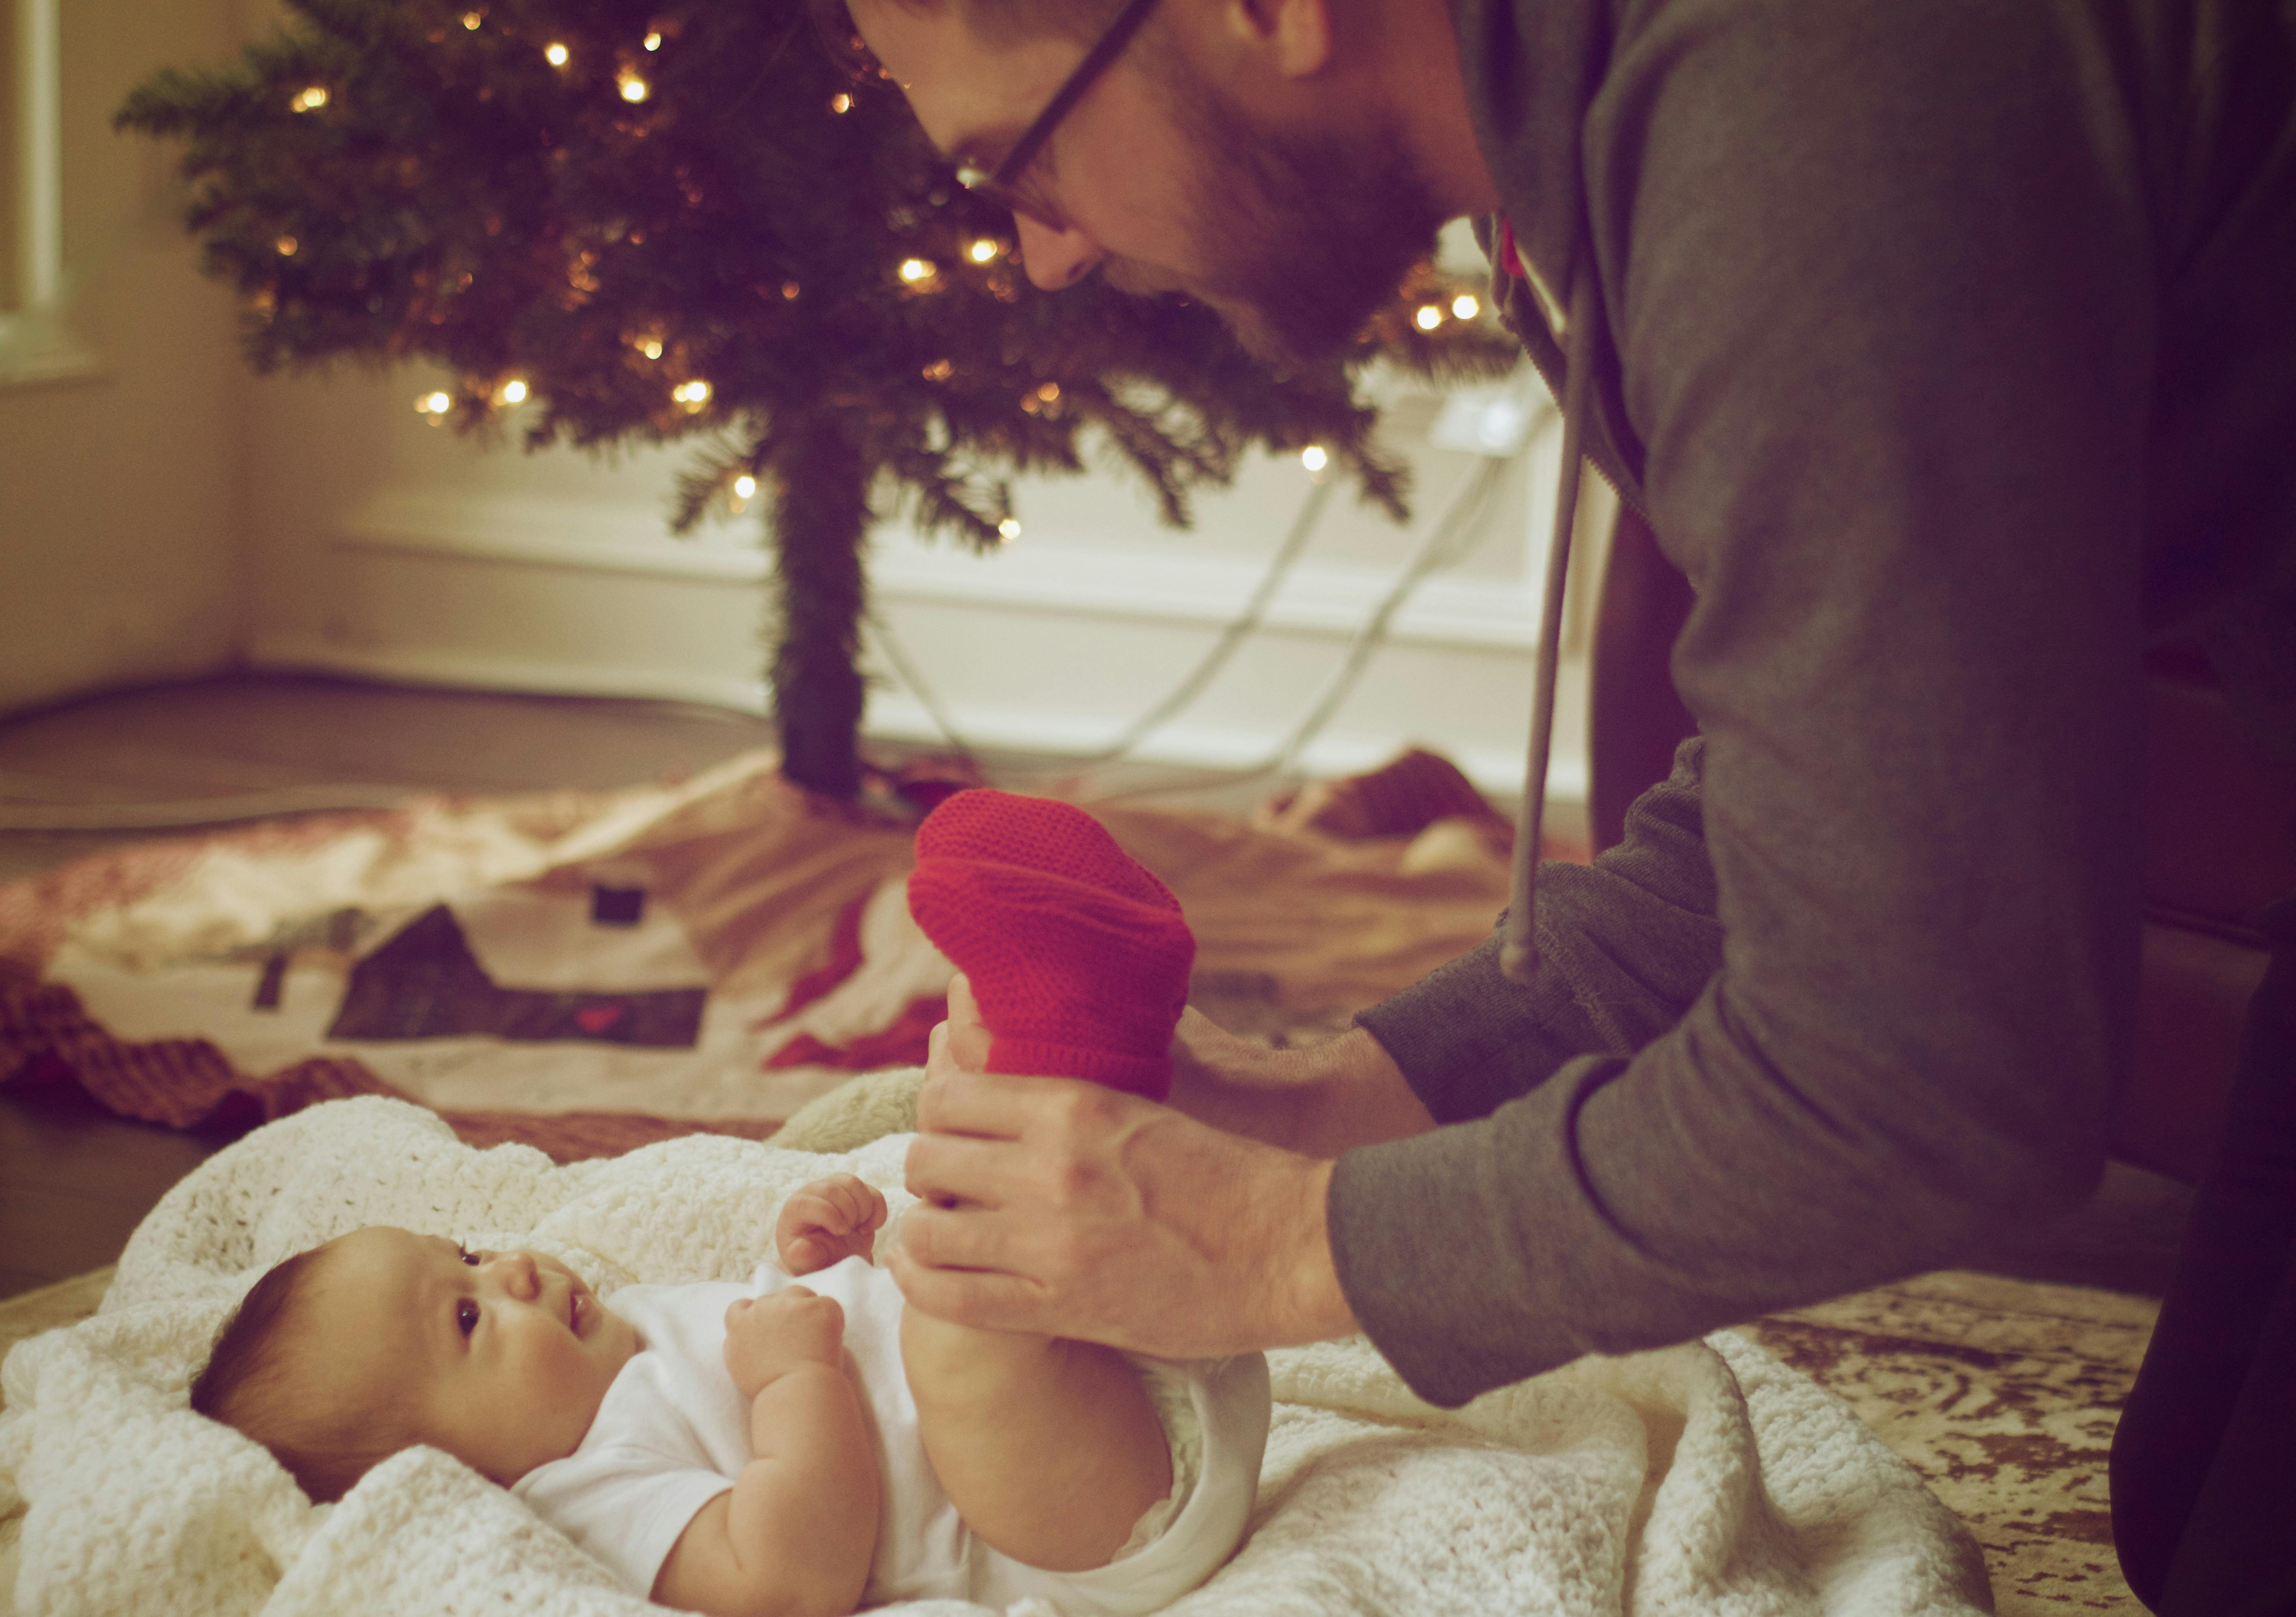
456;1244;480;1267
457;1298;480;1336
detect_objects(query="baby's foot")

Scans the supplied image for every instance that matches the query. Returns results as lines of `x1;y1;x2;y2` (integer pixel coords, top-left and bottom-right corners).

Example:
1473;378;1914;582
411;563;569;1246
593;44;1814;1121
908;791;1194;1101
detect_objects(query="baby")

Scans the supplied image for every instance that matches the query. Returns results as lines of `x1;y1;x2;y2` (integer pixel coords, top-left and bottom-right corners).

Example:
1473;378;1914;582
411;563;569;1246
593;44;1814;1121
193;790;1267;1617
192;1174;1267;1615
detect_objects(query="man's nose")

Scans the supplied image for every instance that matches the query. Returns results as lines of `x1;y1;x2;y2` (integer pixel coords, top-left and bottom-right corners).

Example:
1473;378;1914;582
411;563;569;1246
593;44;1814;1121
1013;215;1102;290
487;1251;541;1301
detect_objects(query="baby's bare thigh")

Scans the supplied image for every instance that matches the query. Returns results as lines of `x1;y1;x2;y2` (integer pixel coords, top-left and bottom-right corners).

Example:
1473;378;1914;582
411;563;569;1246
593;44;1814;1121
900;1307;1174;1573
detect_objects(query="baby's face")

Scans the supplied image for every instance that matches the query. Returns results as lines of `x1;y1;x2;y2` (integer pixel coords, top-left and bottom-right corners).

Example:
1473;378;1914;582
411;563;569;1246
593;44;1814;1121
301;1227;641;1484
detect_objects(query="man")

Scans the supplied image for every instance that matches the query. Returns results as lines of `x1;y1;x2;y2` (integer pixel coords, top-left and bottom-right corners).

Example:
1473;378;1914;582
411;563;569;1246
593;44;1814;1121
837;0;2296;1606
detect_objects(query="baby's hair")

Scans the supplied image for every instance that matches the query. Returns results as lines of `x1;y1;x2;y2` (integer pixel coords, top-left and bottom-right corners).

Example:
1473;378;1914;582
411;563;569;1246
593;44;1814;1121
190;1244;414;1503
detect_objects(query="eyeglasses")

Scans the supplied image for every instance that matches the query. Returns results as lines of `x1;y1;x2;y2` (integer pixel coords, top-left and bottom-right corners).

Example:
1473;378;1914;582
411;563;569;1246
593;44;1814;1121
952;0;1163;230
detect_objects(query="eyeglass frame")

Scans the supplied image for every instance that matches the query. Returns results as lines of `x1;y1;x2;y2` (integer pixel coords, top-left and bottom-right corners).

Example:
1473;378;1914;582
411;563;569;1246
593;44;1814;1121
951;0;1165;230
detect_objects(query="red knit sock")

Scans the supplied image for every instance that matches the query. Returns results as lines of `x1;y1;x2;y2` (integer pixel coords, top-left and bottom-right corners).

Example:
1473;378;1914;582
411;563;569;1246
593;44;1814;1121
907;789;1194;1101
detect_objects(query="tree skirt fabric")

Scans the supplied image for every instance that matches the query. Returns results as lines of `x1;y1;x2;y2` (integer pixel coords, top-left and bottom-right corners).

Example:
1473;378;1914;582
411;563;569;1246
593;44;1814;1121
0;752;1518;1161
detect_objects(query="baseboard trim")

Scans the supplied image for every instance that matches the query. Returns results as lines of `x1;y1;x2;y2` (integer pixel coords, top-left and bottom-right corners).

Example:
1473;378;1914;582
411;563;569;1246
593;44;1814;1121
335;490;1548;650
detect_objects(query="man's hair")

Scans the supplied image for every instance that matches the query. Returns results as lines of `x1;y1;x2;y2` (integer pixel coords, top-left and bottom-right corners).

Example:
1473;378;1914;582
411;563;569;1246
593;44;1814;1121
189;1247;415;1504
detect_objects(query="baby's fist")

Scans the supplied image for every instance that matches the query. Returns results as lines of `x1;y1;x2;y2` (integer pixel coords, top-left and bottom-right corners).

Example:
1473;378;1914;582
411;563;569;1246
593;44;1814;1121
724;1286;846;1398
777;1174;888;1275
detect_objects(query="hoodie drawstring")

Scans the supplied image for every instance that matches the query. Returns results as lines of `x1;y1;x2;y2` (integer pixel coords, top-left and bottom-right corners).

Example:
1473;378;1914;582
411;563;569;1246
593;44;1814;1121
1500;261;1599;984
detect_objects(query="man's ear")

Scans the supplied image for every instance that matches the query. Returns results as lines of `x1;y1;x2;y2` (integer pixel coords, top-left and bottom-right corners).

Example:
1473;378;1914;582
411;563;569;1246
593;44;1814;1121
1221;0;1332;78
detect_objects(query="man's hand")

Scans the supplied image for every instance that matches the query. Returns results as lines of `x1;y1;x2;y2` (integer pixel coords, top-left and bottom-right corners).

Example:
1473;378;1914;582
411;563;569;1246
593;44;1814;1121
778;1174;888;1274
722;1286;847;1400
886;978;1361;1357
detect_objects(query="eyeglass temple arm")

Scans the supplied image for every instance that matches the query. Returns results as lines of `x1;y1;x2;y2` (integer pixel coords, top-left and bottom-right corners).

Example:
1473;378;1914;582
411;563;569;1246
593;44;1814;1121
989;0;1166;186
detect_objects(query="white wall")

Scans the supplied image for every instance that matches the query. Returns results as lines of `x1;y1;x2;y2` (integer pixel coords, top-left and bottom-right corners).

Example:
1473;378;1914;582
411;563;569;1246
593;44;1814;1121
0;0;248;714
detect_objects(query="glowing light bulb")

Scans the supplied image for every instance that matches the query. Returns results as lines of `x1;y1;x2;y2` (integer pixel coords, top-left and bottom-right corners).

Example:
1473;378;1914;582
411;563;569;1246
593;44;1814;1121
1301;445;1329;473
498;379;528;404
640;338;663;359
643;30;662;49
733;474;757;498
545;42;570;65
1414;305;1444;331
672;380;712;409
619;74;649;102
898;258;934;284
921;359;953;382
291;86;328;111
1451;294;1480;320
968;239;998;263
829;93;853;114
276;235;298;256
416;390;452;415
461;10;481;28
997;518;1022;542
781;281;801;300
1036;382;1060;402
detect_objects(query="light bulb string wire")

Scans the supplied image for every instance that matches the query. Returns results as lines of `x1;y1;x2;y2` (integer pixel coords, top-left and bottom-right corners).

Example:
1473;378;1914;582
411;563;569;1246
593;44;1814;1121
1082;450;1509;805
861;464;1339;773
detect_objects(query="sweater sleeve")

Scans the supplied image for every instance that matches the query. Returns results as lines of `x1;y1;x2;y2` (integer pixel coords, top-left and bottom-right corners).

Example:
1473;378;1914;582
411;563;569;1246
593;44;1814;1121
1331;0;2151;1405
1353;736;1724;1123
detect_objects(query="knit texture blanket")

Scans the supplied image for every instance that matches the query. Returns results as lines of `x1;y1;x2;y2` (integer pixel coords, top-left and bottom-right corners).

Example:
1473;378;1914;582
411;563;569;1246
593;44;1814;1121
0;1097;1990;1616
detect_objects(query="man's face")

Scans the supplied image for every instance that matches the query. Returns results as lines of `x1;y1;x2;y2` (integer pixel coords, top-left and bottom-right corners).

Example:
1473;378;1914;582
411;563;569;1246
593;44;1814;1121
848;0;1447;370
303;1227;641;1485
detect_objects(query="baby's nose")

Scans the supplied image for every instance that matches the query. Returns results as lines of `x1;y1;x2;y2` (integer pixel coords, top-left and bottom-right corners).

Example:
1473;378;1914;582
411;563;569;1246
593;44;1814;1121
490;1250;541;1300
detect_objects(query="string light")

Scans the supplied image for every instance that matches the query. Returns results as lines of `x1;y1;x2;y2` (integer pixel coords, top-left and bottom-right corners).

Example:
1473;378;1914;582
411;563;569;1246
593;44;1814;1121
968;239;1000;263
497;378;528;404
829;93;853;114
921;359;953;381
1301;444;1328;473
1451;294;1480;320
781;281;801;300
276;235;298;256
415;390;452;418
1414;305;1444;331
672;380;711;410
733;474;757;498
639;338;663;359
619;73;650;102
643;30;662;49
997;518;1022;542
545;42;570;66
1036;382;1059;402
897;258;936;285
290;86;328;112
461;10;481;28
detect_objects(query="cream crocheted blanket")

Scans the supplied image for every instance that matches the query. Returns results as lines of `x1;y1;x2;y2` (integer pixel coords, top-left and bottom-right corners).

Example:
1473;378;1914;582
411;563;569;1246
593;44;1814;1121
0;1095;1989;1616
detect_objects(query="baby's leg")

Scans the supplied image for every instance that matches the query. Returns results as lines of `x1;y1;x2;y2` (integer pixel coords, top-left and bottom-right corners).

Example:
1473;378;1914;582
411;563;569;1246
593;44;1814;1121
901;1306;1173;1572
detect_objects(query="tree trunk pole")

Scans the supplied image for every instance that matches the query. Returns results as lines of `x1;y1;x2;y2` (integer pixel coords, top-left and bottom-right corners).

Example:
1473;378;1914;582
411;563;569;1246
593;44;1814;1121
767;422;871;800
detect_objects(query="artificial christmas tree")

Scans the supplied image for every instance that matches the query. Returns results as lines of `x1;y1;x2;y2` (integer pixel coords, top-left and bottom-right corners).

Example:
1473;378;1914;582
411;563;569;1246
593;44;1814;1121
119;0;1517;798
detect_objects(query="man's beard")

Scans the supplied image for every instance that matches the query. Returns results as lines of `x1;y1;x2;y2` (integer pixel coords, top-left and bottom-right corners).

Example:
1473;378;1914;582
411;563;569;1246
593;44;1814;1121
1113;63;1448;372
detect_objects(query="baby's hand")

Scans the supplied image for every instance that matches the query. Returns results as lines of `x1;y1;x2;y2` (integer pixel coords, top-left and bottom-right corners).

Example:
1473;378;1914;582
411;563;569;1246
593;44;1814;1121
724;1286;847;1399
777;1174;888;1274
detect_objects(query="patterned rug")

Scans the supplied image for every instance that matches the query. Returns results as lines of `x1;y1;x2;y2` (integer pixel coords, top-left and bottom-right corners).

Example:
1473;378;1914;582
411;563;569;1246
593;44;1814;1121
1736;1271;2154;1614
3;1264;2153;1614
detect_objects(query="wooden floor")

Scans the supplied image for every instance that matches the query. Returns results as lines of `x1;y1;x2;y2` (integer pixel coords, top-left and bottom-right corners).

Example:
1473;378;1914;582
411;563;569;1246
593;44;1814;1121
0;672;2196;1301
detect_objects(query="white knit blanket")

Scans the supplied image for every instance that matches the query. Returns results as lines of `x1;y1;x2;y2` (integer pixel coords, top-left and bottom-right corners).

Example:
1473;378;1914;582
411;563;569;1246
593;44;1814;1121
0;1097;1990;1616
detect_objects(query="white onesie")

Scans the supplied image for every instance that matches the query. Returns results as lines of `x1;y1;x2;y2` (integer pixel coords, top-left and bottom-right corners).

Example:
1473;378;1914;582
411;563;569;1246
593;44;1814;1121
512;1255;1270;1616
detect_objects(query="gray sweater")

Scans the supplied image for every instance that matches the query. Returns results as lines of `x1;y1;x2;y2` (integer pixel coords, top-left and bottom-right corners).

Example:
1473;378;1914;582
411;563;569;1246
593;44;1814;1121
1330;0;2296;1406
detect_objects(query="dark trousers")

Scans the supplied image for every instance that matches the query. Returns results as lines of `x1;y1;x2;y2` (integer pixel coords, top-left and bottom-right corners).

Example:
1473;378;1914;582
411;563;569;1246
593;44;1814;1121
2111;898;2296;1616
